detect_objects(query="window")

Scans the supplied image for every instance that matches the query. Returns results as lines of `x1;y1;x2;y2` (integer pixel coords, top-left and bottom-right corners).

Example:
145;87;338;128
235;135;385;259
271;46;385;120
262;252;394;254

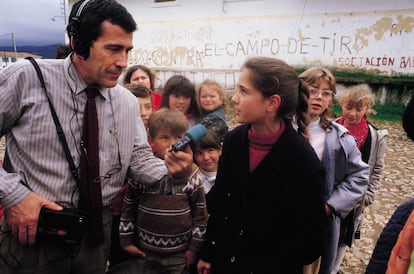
152;0;180;7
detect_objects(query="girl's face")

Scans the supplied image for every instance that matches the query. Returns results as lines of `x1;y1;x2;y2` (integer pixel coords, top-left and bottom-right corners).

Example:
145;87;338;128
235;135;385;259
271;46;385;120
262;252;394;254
307;79;334;121
231;68;270;125
199;88;223;113
169;93;191;114
194;147;222;172
130;69;151;90
137;96;153;128
341;101;367;126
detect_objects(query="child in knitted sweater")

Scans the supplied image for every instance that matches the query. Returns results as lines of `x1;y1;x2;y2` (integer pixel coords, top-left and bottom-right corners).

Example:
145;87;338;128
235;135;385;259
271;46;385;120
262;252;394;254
119;108;208;274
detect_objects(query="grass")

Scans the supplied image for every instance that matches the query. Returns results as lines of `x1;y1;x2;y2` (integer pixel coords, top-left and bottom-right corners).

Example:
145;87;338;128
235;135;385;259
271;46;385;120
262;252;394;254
294;67;414;85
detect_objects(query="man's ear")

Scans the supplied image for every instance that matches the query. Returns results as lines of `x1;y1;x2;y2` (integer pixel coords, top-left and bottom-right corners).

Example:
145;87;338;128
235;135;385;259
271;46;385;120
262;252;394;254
267;94;281;112
69;36;75;52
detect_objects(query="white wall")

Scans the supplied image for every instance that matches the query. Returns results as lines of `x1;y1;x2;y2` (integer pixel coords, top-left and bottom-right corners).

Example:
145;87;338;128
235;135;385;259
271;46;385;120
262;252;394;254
69;0;414;88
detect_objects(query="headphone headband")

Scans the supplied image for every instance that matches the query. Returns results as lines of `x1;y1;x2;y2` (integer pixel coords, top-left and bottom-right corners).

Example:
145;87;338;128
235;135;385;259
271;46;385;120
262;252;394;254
69;0;94;59
75;0;92;19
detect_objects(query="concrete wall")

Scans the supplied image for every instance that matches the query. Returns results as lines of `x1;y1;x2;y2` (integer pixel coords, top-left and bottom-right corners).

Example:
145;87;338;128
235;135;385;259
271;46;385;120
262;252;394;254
118;0;414;75
68;0;414;103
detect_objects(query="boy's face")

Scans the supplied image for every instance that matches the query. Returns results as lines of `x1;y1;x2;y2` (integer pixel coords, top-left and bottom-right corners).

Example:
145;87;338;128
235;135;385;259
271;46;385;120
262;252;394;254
194;146;222;172
149;129;183;159
137;97;153;128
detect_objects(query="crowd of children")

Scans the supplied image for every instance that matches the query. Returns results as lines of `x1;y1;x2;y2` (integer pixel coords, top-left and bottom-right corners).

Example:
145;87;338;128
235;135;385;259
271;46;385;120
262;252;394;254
0;1;403;273
100;59;393;274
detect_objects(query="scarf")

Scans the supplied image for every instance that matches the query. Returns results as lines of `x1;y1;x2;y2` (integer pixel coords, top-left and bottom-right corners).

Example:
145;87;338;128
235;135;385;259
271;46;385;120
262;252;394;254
337;117;369;150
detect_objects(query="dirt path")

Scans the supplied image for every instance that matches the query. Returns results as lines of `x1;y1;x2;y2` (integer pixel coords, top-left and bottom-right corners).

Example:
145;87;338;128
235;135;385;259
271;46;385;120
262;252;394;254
340;120;414;273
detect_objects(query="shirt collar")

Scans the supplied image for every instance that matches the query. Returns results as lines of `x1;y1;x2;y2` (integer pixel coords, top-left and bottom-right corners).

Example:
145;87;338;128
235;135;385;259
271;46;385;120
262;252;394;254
63;55;110;101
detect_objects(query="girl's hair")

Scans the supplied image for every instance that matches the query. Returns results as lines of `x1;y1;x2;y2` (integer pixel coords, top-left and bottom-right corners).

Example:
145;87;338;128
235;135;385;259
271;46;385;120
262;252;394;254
194;129;222;150
198;79;227;113
124;83;153;101
123;65;157;91
298;67;336;131
148;108;188;139
242;57;310;140
337;85;377;118
160;75;201;120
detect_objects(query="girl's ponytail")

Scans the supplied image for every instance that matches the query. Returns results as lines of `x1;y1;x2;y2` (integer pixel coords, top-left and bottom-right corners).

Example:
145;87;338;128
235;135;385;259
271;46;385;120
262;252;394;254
296;79;310;142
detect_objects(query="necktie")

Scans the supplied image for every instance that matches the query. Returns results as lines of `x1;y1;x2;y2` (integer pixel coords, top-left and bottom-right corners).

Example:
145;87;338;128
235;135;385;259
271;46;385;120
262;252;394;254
79;86;103;245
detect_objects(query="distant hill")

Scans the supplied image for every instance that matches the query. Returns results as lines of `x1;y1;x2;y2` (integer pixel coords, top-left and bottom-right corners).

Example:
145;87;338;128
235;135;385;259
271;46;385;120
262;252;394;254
0;44;62;59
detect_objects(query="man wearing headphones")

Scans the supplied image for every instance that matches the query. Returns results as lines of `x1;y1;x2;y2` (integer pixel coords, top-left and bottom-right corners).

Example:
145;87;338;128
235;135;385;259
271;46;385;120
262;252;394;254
0;0;193;273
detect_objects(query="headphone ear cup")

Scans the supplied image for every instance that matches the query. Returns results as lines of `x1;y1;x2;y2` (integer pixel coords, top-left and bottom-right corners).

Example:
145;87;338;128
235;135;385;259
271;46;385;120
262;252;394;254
68;0;92;59
68;19;86;58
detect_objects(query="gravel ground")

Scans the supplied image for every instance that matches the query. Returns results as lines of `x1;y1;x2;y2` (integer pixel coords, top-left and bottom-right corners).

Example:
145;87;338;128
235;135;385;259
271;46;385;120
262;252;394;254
339;120;414;273
0;120;412;273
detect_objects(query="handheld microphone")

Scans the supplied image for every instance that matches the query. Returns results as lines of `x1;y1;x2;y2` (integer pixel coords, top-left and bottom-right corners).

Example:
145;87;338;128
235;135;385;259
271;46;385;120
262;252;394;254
170;124;207;152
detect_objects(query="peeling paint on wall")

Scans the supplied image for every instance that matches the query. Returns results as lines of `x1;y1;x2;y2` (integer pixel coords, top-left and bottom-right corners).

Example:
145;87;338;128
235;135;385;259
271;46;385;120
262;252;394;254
128;8;414;76
68;0;414;76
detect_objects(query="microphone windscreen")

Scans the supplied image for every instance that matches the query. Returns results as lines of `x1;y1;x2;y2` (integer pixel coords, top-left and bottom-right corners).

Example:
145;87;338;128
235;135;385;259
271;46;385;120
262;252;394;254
186;124;207;142
170;124;207;152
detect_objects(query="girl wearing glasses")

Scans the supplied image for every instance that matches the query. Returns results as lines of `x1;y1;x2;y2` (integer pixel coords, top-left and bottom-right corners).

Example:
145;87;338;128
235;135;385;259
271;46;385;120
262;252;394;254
298;67;369;274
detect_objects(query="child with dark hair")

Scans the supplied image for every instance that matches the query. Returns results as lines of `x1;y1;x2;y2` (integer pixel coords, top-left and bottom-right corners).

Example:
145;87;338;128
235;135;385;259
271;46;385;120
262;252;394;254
192;130;222;197
55;44;72;59
197;57;327;274
125;83;153;129
160;75;201;127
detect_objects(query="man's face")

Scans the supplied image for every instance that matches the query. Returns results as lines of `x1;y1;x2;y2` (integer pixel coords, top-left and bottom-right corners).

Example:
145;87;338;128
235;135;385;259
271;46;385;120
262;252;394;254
78;20;133;87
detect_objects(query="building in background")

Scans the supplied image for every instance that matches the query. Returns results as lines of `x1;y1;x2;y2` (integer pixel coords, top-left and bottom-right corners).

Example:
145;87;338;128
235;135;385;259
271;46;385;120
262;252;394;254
67;0;414;101
0;51;41;70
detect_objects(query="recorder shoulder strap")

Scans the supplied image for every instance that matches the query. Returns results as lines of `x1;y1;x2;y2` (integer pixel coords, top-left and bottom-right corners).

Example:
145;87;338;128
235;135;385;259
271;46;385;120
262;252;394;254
25;57;81;187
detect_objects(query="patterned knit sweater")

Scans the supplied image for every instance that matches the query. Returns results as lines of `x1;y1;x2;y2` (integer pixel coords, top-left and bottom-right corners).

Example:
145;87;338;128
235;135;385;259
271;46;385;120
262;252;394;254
119;164;208;255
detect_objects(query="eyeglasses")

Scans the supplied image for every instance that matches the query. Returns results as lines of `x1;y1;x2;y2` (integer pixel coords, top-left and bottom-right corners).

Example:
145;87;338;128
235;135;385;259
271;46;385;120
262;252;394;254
309;87;334;98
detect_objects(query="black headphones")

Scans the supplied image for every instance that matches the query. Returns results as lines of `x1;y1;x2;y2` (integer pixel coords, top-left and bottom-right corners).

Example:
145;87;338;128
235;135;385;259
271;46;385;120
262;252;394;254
67;0;93;59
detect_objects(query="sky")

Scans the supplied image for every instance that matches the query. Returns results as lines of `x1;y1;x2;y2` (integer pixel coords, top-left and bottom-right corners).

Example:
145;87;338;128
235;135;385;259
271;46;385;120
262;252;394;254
0;0;67;46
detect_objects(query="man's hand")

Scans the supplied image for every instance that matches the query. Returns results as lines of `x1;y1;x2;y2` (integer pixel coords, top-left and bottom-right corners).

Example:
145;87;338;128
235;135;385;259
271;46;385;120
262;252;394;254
122;244;146;257
5;192;63;246
164;145;193;179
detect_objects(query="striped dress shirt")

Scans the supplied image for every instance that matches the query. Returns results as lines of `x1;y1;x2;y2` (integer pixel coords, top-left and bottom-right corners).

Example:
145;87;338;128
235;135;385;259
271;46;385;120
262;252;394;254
0;56;168;209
